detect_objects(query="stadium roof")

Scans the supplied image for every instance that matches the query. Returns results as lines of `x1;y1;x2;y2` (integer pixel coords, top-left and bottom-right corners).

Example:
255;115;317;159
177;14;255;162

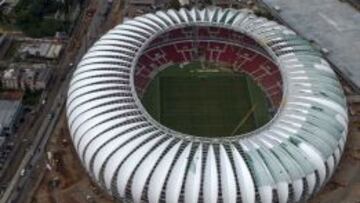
261;0;360;92
66;7;348;203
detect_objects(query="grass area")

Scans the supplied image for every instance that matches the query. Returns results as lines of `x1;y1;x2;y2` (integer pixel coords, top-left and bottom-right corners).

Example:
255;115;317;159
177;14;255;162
141;61;270;137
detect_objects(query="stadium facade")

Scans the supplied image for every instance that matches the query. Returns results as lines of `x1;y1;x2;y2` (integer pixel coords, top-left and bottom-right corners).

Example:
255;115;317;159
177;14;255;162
66;7;348;203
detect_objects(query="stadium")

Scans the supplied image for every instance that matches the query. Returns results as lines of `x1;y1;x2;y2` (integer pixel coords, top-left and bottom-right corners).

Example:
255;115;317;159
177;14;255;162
66;7;348;203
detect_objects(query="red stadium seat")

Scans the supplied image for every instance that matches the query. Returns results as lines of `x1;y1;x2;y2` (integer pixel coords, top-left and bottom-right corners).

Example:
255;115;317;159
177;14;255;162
134;29;283;107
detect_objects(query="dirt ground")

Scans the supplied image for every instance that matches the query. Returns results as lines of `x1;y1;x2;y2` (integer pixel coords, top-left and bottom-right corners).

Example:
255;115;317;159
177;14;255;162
308;82;360;203
30;112;114;203
28;2;360;200
30;84;360;203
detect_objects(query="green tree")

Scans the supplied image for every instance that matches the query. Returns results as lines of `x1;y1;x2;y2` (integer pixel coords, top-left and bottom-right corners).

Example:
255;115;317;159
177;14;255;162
169;0;181;10
0;12;9;24
13;0;69;37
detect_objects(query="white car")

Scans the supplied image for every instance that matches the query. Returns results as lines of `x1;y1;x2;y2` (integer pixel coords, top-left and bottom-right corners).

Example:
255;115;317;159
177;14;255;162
20;169;25;177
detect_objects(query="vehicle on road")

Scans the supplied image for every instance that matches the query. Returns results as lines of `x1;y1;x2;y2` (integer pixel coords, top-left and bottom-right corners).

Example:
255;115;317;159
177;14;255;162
20;169;25;177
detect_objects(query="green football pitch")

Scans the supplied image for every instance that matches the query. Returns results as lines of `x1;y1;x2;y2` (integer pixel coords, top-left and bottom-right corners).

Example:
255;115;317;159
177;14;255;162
141;61;271;138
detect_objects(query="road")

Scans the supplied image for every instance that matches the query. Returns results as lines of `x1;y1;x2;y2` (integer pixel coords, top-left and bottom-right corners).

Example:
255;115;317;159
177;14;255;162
0;0;112;202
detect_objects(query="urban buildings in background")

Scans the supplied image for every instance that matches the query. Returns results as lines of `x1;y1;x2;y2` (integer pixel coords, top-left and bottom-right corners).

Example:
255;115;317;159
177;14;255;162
0;0;360;202
0;0;82;194
2;64;52;91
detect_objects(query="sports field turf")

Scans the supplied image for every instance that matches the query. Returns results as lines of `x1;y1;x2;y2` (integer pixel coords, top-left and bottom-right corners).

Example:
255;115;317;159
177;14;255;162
141;61;270;137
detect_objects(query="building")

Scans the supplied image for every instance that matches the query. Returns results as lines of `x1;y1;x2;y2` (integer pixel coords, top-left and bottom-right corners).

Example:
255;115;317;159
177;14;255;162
1;68;20;90
0;99;22;137
66;8;348;203
18;42;63;60
1;64;51;91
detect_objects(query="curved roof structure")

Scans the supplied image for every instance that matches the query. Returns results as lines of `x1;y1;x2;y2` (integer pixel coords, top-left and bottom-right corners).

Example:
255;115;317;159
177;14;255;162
66;7;348;203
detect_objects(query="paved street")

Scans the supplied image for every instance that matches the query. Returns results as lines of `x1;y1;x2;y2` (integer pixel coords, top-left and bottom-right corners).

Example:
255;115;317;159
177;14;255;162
0;0;112;202
3;1;358;203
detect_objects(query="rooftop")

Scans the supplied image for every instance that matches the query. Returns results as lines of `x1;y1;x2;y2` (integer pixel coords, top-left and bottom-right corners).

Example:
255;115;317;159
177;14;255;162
0;99;21;131
2;68;18;79
37;67;51;81
19;42;63;59
261;0;360;92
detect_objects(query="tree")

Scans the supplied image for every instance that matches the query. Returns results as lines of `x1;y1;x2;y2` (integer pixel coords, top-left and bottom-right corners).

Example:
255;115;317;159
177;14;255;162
13;0;69;37
0;12;9;24
169;0;181;10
